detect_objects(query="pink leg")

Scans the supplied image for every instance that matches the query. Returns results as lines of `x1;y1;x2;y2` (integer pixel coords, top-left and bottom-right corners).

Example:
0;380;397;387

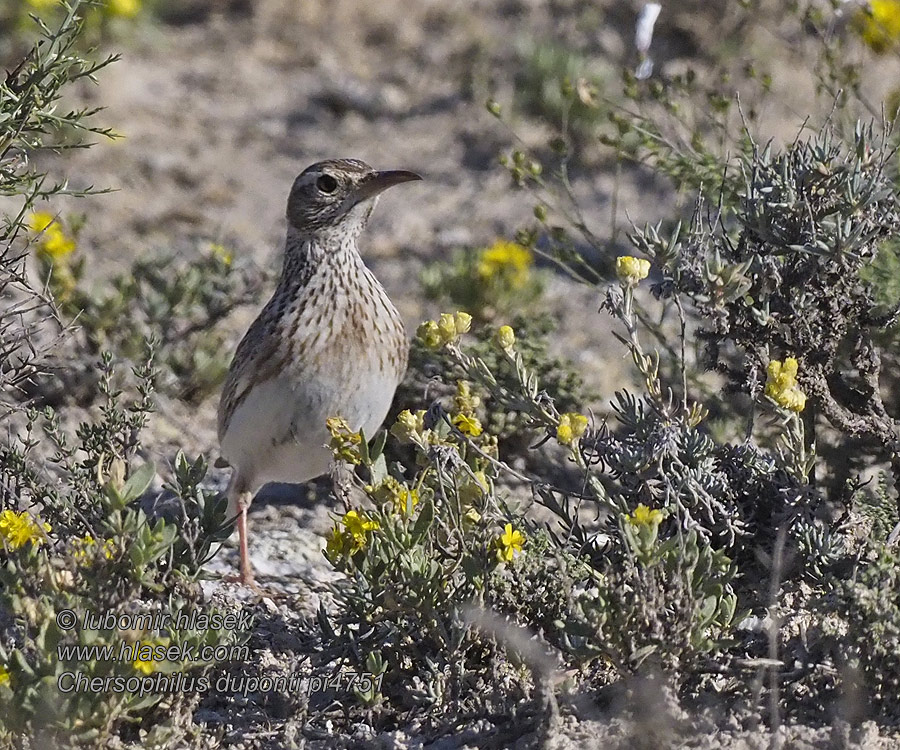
237;500;256;587
225;474;259;591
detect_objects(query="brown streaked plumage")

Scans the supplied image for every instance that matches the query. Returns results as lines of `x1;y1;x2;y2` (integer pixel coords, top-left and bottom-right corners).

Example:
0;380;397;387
217;158;420;587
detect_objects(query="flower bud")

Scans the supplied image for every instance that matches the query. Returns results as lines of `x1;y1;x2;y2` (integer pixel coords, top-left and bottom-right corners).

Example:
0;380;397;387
615;256;651;286
496;325;516;351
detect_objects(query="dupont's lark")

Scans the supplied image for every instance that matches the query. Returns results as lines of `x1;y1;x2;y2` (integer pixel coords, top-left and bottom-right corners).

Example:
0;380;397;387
217;159;421;586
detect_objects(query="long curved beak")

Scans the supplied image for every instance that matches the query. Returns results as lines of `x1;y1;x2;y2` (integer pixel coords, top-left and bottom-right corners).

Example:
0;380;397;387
355;169;422;201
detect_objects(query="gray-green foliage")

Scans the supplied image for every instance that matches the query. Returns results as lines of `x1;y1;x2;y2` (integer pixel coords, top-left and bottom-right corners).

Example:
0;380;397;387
0;2;116;418
532;381;744;675
836;545;900;714
561;528;737;675
7;0;900;741
479;10;900;715
0;7;244;746
318;407;522;715
396;314;587;454
475;4;900;714
326;291;749;718
0;354;236;745
635;124;900;500
36;241;264;406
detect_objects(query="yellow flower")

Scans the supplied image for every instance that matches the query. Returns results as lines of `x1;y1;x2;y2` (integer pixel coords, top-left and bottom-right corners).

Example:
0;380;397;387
855;0;900;53
767;357;798;391
778;387;807;413
341;510;379;552
477;240;533;288
615;256;651;286
324;526;347;560
765;357;806;413
454;380;481;415
496;523;525;562
454;311;472;335
42;230;76;260
368;477;420;516
26;0;58;9
0;665;10;688
209;243;233;266
106;0;141;17
496;325;516;351
325;510;383;558
396;487;420;516
417;320;443;349
452;413;483;437
437;311;471;339
628;504;664;528
73;534;95;563
72;534;116;563
326;417;363;464
437;313;457;341
133;656;156;675
132;638;168;675
0;510;51;550
28;212;55;234
556;412;589;446
28;211;76;261
418;312;472;348
392;409;426;444
391;409;426;444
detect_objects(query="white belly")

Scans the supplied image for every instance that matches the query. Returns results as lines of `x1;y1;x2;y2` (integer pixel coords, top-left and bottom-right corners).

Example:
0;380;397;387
219;364;398;491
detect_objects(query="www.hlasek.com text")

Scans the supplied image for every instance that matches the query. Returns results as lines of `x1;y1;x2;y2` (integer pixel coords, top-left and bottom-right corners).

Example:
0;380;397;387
57;639;250;665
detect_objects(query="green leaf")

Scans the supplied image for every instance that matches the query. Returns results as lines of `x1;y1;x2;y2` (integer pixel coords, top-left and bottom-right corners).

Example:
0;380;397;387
174;451;190;478
126;692;164;711
121;462;156;503
12;649;35;678
698;595;719;626
718;594;737;626
358;428;370;465
411;498;434;546
369;429;387;462
369;453;388;485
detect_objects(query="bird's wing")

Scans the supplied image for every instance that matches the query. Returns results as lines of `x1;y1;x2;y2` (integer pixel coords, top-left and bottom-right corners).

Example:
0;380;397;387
217;317;285;443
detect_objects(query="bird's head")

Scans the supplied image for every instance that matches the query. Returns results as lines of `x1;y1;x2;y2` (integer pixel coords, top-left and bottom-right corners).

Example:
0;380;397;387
286;158;421;240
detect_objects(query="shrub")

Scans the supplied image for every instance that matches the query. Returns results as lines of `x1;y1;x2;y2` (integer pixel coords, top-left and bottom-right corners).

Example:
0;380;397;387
0;352;237;746
319;385;528;714
0;2;116;420
836;545;900;716
0;7;241;746
321;111;900;733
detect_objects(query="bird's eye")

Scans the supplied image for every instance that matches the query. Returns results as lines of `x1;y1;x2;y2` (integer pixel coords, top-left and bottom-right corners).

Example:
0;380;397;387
316;174;338;194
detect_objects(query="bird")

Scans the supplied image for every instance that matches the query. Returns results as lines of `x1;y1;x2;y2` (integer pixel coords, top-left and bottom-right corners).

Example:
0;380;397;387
217;158;421;587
